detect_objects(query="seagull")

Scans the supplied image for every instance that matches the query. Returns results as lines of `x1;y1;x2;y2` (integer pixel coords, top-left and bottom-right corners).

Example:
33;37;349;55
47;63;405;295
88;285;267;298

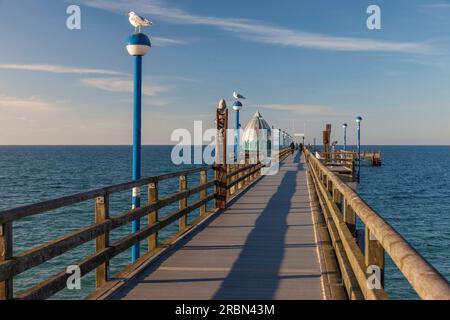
128;11;153;33
233;91;246;100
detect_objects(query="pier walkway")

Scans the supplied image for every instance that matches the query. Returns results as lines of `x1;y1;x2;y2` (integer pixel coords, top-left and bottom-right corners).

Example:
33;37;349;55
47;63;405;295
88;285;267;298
110;152;325;300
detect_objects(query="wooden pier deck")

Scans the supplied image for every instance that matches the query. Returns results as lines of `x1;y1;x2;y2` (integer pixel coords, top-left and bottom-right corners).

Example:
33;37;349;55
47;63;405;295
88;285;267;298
109;152;325;300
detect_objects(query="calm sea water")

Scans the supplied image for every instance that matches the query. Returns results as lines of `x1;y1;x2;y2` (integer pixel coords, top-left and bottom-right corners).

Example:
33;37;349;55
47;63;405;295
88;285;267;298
0;145;448;299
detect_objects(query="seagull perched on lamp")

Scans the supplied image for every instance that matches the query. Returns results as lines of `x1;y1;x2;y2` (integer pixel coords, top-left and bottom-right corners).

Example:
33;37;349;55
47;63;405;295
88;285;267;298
128;11;153;33
233;91;246;100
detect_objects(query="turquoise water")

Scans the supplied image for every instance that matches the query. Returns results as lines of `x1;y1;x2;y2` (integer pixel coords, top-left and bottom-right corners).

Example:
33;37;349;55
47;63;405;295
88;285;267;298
0;146;448;299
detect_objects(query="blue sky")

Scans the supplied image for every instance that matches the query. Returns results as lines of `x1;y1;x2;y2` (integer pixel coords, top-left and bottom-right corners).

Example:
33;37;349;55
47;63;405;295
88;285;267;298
1;0;450;145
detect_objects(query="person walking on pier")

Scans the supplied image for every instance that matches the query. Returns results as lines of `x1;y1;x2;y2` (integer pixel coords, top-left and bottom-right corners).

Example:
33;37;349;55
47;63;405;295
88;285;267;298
290;141;295;155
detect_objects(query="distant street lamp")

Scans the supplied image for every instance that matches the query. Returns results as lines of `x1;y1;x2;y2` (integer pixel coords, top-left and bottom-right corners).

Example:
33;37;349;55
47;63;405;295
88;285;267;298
356;116;363;182
232;100;243;162
127;32;151;263
342;123;348;151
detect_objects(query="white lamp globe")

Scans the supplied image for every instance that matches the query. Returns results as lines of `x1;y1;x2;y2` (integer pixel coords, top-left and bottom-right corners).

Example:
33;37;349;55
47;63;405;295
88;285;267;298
127;33;151;56
232;101;243;111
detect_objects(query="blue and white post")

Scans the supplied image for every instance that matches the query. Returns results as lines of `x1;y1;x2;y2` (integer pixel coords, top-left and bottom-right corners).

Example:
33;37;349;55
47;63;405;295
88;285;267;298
232;101;243;162
127;33;151;262
356;116;363;183
342;123;348;151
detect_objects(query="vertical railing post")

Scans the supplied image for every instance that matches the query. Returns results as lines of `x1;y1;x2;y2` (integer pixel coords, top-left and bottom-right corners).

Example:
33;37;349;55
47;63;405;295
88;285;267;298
148;182;158;252
95;195;109;288
333;188;342;211
0;222;13;300
237;163;243;191
343;199;356;236
179;175;187;231
327;177;333;194
200;170;207;216
365;226;385;288
215;99;228;209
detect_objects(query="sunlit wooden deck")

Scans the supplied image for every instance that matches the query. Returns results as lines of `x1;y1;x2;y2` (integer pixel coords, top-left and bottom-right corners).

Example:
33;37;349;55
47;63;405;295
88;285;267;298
109;153;326;300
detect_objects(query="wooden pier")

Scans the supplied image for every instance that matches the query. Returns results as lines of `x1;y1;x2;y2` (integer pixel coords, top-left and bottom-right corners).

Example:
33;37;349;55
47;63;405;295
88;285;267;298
101;152;324;300
0;147;449;300
0;107;449;300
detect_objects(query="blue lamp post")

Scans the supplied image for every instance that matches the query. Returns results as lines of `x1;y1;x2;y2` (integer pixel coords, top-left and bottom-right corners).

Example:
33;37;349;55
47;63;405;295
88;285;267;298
232;101;243;162
356;116;363;182
342;123;348;151
127;32;151;262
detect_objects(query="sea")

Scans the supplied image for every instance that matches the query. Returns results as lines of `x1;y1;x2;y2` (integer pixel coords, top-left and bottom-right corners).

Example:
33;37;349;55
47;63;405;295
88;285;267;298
0;145;448;300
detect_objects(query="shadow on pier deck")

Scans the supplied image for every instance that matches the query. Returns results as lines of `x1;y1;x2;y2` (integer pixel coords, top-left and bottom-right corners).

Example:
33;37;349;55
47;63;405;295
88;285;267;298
108;152;329;300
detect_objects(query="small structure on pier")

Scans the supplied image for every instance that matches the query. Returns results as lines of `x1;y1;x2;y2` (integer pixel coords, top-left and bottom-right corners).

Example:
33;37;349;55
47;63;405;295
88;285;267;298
242;111;272;156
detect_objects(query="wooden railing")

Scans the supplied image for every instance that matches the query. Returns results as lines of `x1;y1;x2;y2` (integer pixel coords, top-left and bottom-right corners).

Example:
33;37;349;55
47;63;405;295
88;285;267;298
0;149;293;300
316;151;357;180
305;149;450;300
0;166;218;300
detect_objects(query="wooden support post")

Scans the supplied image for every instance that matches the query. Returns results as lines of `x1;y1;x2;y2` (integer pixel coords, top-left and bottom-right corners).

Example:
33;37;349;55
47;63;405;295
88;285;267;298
237;163;243;191
215;99;228;209
343;199;356;236
200;170;207;216
365;226;385;287
179;175;187;231
244;159;249;186
229;165;235;196
95;195;109;288
327;177;333;194
0;222;13;300
148;182;158;251
333;188;342;211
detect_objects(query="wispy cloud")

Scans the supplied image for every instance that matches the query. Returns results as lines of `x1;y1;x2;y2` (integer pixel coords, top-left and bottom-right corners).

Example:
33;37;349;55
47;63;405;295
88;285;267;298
81;77;167;97
152;36;186;46
0;94;61;111
80;0;430;53
0;64;124;75
421;3;450;9
255;104;351;118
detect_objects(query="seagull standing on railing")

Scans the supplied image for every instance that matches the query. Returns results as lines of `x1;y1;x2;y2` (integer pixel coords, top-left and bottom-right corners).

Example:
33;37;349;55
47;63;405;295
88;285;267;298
233;91;246;100
128;11;153;33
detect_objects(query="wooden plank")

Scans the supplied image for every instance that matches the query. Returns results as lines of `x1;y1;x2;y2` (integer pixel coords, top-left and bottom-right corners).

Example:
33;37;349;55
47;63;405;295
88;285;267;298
179;176;187;231
148;182;158;252
0;222;12;300
95;196;109;288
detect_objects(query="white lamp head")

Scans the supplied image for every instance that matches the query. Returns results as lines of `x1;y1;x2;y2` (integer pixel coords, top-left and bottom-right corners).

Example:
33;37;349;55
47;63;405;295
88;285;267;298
232;101;243;111
127;33;151;56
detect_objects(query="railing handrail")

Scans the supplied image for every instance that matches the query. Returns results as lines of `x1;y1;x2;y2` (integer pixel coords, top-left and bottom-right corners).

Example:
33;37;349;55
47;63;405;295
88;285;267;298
0;165;213;224
305;149;450;300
